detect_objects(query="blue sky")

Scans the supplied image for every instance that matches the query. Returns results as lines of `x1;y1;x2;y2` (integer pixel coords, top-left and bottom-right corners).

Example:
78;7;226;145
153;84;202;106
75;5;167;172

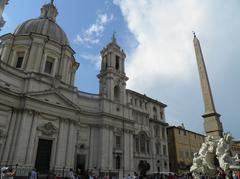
1;0;240;139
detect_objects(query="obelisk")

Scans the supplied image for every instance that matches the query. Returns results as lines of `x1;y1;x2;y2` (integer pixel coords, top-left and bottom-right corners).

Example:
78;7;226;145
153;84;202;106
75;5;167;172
193;33;223;138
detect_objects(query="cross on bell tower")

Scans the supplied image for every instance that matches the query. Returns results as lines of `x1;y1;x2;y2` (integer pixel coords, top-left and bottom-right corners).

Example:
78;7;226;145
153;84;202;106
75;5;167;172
97;33;128;104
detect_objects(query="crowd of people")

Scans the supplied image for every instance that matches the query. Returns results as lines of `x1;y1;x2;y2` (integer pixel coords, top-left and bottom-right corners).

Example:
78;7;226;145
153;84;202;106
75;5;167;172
1;167;240;179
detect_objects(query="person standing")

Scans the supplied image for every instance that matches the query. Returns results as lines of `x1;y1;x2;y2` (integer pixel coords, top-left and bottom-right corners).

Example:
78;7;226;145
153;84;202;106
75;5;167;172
127;174;132;179
68;169;75;179
233;172;238;179
28;168;38;179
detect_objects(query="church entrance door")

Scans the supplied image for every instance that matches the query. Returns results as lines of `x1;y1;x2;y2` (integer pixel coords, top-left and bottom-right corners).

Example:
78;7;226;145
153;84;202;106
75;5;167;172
76;154;86;174
35;139;52;174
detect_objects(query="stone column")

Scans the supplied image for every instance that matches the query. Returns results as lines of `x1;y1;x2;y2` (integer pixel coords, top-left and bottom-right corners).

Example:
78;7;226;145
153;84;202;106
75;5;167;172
99;126;110;169
1;38;13;63
129;133;134;171
65;121;77;169
0;108;15;165
25;112;38;166
8;109;23;165
13;110;34;164
123;132;130;171
108;130;113;169
27;41;43;72
55;119;68;168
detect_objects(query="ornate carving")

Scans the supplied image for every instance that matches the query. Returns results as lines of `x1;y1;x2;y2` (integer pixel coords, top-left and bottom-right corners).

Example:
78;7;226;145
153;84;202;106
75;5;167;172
216;133;240;171
76;143;88;150
113;127;123;135
191;133;240;179
37;122;58;135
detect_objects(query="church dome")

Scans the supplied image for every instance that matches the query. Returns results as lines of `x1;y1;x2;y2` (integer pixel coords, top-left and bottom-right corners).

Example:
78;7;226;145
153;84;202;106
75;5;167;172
13;1;69;45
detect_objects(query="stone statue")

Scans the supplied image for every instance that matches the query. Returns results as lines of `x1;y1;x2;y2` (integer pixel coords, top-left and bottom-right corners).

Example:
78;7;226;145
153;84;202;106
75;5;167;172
216;133;240;172
191;133;240;179
190;136;217;178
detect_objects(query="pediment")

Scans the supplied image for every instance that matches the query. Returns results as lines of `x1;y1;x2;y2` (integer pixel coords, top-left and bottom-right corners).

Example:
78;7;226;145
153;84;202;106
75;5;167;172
26;90;79;110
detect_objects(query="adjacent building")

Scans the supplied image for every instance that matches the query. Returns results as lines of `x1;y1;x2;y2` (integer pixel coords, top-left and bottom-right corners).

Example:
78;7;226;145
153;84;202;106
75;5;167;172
167;125;205;174
0;1;169;177
0;0;9;29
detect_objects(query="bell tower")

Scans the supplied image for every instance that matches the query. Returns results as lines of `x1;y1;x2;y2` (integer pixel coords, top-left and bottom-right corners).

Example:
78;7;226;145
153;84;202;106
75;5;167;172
97;34;128;104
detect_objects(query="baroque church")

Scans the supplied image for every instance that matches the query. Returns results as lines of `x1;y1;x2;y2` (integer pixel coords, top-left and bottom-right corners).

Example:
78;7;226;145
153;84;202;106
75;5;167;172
0;1;169;177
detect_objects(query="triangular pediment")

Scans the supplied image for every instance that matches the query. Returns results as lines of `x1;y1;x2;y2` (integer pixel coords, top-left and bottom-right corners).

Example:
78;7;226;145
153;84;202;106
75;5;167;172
26;90;79;110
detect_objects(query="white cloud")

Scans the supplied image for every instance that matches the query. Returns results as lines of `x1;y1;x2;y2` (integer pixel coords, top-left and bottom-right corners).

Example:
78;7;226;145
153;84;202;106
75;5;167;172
114;0;207;86
75;13;114;46
114;0;240;137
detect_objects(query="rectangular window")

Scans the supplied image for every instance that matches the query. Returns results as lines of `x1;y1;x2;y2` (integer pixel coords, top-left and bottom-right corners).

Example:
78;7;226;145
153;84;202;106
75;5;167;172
115;55;120;70
44;56;54;74
155;143;159;155
16;57;24;68
16;52;25;69
162;127;165;139
164;161;168;169
105;56;108;69
135;99;137;106
140;134;146;153
136;138;139;152
146;140;150;154
160;111;164;119
116;156;121;169
163;145;167;156
155;126;160;137
116;136;121;149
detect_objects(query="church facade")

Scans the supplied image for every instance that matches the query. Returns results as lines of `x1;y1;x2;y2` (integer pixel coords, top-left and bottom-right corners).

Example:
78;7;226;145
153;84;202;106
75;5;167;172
0;1;169;177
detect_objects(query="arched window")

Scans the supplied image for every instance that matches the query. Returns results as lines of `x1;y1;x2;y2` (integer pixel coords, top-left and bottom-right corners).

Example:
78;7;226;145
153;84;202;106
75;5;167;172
114;85;120;101
136;132;150;154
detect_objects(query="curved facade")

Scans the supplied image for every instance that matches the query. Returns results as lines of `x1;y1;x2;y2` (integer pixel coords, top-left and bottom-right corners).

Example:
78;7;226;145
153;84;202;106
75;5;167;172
0;1;169;178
